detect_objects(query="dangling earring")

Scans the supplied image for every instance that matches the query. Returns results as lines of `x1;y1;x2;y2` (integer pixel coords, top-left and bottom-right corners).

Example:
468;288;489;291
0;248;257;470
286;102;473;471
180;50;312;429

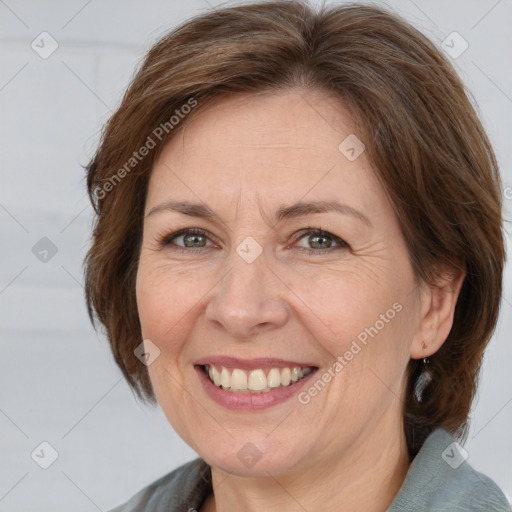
414;342;431;401
421;340;429;365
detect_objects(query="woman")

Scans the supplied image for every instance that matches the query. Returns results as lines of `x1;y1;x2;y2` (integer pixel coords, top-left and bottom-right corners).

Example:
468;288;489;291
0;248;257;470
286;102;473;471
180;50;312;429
84;1;510;511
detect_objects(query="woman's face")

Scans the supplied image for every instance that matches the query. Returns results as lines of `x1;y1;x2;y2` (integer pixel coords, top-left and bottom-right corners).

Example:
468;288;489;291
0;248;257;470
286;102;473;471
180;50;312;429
136;89;424;476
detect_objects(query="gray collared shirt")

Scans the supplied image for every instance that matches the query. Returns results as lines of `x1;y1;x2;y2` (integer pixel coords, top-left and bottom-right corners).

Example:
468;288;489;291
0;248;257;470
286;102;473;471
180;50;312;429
108;428;511;511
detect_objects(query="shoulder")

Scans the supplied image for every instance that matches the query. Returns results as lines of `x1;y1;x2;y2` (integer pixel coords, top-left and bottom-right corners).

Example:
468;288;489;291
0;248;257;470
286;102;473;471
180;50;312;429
388;429;511;511
107;457;212;512
435;463;511;511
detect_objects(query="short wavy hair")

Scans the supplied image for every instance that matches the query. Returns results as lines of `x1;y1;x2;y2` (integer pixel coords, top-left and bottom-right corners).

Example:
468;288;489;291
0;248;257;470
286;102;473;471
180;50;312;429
84;0;506;456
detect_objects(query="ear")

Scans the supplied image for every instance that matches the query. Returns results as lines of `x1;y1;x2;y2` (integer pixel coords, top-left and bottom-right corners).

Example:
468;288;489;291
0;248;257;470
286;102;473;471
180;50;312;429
410;263;466;360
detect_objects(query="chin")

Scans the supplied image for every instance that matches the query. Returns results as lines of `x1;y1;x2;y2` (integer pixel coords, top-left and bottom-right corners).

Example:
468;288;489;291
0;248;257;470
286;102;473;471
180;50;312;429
198;437;308;478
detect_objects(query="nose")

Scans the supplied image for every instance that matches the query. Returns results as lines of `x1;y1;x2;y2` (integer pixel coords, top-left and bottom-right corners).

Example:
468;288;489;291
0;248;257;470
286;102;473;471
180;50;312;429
204;250;289;339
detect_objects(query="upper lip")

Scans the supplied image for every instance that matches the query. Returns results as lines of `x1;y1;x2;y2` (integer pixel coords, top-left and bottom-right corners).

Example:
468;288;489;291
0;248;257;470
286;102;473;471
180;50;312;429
194;356;317;371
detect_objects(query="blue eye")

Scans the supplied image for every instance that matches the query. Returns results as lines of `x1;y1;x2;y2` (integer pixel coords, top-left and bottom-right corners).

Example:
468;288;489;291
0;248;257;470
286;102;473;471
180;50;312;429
292;228;348;255
158;227;349;255
159;228;212;250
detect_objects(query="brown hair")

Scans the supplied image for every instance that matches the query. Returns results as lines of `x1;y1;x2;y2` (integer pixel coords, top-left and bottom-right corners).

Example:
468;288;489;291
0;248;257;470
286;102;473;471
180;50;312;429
84;0;505;456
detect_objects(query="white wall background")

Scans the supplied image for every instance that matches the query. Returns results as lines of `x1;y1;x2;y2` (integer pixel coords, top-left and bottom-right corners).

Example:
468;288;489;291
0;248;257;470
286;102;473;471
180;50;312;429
1;0;511;510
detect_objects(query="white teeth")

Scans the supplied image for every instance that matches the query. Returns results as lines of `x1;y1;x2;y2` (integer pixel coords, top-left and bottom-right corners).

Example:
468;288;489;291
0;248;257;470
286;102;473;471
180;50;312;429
267;368;281;388
221;367;230;388
248;369;267;391
281;367;291;386
209;366;222;386
204;365;313;393
230;369;248;390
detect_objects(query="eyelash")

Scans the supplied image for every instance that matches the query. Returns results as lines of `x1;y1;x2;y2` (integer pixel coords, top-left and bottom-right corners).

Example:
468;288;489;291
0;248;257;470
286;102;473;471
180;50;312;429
157;227;349;256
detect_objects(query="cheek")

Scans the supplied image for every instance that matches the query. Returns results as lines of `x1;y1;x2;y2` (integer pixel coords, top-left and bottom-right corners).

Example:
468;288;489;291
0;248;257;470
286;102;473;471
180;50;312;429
310;305;410;432
282;261;396;347
294;264;411;391
136;261;207;342
135;264;200;432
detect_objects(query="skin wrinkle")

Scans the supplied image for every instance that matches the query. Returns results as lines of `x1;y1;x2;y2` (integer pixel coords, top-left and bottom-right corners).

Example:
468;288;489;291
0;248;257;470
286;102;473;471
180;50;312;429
135;89;464;512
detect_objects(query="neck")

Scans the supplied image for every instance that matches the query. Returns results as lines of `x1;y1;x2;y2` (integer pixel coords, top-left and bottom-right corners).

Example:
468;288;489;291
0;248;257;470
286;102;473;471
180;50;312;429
202;421;411;512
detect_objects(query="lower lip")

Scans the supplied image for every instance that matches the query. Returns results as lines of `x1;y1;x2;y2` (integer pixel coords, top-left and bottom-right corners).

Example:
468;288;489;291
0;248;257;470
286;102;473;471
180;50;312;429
195;365;318;410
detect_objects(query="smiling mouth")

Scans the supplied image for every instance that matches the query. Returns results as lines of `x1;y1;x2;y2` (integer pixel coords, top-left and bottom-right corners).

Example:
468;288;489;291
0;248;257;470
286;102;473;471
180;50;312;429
199;364;317;394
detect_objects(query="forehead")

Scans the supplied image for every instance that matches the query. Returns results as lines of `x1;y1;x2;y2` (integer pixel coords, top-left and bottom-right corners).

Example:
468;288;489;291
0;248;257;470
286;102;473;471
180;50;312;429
146;89;385;223
163;88;357;162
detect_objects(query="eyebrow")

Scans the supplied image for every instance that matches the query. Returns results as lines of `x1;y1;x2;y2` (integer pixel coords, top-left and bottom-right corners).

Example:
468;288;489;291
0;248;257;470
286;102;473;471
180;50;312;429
146;199;372;227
